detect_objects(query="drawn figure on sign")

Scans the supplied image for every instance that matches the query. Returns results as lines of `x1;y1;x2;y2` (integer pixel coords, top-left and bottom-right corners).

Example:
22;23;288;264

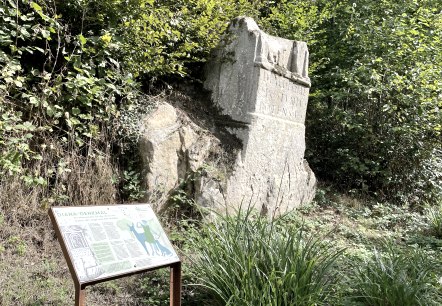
139;220;173;257
118;218;174;257
128;223;150;255
137;221;160;255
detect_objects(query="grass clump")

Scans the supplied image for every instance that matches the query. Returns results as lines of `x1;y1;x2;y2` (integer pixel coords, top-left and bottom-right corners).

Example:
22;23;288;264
189;208;343;306
427;203;442;239
346;244;442;306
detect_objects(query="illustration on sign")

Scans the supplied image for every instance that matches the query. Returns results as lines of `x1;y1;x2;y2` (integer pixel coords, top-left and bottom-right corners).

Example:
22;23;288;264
52;204;179;283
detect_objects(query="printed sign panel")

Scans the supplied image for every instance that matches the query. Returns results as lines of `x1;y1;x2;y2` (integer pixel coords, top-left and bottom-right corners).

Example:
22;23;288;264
51;204;179;284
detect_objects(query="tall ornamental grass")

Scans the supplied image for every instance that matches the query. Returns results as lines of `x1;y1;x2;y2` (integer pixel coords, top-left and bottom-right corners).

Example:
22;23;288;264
189;208;343;306
347;245;442;306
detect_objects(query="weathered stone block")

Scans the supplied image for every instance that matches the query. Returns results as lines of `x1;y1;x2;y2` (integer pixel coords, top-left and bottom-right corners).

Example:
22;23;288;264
204;17;316;214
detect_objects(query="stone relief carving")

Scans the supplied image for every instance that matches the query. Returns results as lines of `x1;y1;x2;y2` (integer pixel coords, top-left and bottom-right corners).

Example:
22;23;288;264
254;29;311;87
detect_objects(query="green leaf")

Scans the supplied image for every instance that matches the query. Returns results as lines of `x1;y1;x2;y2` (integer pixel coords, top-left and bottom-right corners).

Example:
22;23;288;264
30;2;42;13
41;29;51;39
71;107;81;115
78;34;87;46
13;80;22;88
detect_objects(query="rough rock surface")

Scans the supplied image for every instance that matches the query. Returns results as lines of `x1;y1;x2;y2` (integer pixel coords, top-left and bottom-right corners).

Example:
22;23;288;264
139;102;214;211
204;17;316;214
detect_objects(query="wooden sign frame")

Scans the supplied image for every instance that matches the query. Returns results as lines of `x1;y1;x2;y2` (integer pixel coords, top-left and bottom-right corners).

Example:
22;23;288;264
49;204;181;306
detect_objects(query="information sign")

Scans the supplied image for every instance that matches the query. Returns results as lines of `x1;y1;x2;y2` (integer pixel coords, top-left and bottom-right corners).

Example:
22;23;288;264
49;204;181;305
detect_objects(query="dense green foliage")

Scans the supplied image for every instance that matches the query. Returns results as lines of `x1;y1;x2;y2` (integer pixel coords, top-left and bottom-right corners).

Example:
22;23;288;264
304;0;442;204
0;0;263;198
0;0;138;184
117;0;263;77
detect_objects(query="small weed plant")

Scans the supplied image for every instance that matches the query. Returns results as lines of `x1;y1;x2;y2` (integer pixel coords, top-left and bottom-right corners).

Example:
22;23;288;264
347;244;442;306
189;207;343;306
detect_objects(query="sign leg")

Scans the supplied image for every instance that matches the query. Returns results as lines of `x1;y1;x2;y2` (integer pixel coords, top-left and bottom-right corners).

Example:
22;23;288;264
170;262;181;306
75;285;86;306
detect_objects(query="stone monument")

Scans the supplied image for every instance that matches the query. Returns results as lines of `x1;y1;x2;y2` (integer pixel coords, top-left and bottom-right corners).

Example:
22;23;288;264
204;17;316;214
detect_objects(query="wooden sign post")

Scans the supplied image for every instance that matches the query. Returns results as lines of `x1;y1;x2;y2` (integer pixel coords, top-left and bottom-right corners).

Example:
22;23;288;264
49;204;181;306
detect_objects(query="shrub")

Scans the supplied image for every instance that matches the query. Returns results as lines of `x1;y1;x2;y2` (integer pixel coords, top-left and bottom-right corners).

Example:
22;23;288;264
117;0;263;78
261;0;442;205
304;0;442;204
427;201;442;239
0;0;265;200
347;245;442;306
0;0;140;177
189;208;343;306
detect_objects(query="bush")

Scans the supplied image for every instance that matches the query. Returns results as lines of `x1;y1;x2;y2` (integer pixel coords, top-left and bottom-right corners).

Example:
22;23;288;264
304;0;442;204
347;245;442;306
260;0;442;205
0;0;140;177
117;0;263;78
0;0;265;200
189;208;343;306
